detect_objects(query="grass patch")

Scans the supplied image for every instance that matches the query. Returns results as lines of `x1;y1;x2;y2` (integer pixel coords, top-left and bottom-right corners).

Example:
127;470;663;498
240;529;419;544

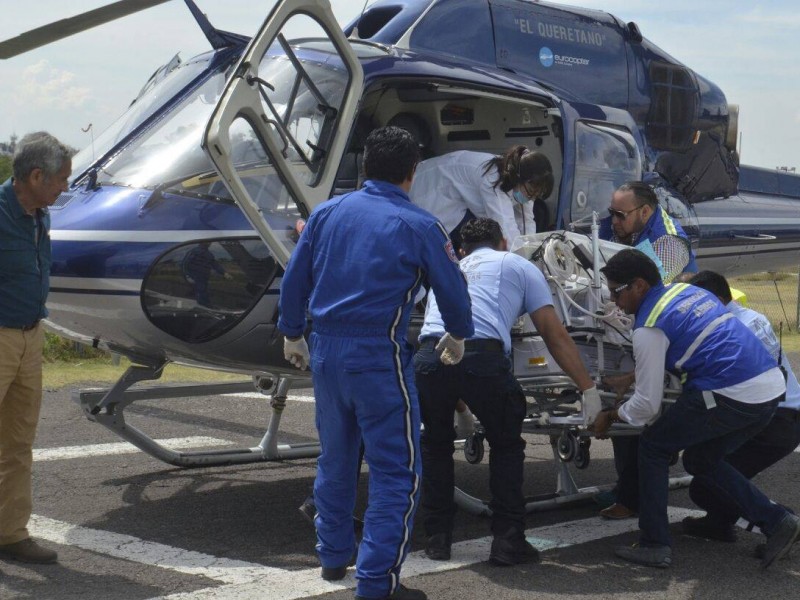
44;356;247;391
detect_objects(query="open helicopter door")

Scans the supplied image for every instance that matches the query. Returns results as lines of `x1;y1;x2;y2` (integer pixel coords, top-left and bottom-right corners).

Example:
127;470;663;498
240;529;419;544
204;0;364;267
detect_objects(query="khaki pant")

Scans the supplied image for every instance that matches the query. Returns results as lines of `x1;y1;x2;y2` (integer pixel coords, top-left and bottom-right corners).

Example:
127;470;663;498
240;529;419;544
0;324;44;545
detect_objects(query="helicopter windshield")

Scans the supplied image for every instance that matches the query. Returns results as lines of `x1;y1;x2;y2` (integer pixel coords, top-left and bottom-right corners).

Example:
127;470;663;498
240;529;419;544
70;55;212;182
87;45;347;214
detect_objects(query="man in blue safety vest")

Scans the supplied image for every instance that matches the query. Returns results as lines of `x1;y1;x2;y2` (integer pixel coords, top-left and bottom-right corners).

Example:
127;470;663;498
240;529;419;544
593;249;798;569
600;181;697;283
597;180;698;519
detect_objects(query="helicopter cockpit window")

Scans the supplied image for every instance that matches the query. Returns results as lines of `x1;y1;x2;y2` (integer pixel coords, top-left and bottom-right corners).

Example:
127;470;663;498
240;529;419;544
570;122;642;226
91;32;347;217
142;238;279;343
70;56;211;184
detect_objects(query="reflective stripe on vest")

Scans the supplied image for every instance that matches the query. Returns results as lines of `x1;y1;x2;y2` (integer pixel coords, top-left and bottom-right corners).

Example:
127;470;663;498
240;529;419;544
660;207;678;236
644;283;689;328
675;312;735;370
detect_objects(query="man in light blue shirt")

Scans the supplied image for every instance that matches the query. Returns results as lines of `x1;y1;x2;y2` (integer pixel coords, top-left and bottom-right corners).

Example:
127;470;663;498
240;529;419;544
684;270;800;548
414;217;599;565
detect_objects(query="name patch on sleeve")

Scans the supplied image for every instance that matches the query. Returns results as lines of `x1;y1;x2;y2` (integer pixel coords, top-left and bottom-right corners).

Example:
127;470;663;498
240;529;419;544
444;240;458;263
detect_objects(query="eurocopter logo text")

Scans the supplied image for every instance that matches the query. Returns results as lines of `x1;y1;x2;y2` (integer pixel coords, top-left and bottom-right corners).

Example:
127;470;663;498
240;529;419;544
539;47;589;68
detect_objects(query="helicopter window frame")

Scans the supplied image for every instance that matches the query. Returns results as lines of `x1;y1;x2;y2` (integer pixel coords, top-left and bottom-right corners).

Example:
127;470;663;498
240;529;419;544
140;236;280;344
646;62;700;152
570;120;642;226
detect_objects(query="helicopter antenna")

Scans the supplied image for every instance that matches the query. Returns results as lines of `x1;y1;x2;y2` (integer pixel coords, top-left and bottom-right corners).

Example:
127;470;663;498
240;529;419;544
350;0;372;40
81;123;95;163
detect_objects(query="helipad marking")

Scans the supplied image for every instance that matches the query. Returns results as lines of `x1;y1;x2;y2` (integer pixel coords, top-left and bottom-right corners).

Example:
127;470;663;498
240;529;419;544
147;507;704;600
29;514;281;585
32;437;231;461
226;391;315;402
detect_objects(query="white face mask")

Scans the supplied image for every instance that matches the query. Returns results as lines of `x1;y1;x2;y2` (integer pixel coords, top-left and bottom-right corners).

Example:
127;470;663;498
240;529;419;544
512;189;530;205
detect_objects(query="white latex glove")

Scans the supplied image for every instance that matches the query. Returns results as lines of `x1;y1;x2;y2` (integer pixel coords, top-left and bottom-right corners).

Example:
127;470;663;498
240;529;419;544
582;386;602;426
284;336;310;370
436;333;465;365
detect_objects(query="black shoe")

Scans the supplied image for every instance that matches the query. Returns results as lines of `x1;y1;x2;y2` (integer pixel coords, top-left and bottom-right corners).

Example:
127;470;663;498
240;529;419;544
682;515;737;543
762;513;800;569
615;543;672;568
355;584;427;599
489;529;540;566
298;496;316;526
424;532;451;561
321;564;348;581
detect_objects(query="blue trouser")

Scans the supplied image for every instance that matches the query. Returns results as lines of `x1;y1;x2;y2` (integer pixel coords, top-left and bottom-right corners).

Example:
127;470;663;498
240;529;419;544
638;389;784;548
310;332;421;599
689;406;800;528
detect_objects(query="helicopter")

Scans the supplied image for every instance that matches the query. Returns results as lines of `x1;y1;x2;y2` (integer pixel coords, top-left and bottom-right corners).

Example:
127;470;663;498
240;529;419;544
4;0;800;488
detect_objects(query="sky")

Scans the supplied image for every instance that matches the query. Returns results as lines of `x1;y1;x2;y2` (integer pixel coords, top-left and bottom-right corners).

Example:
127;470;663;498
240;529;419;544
0;0;798;169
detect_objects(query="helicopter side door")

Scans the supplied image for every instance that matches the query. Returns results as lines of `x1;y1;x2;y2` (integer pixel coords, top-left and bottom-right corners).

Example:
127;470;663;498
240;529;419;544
204;0;364;267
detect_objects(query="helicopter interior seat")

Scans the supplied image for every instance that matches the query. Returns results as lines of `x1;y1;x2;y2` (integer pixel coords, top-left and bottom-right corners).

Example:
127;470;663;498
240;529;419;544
386;112;433;161
333;115;376;194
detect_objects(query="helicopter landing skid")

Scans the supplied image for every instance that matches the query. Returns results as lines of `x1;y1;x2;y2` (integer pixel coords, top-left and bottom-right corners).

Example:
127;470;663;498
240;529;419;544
72;363;320;468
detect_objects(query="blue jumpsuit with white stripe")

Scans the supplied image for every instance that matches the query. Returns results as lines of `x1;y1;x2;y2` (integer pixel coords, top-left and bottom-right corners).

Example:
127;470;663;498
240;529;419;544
279;180;473;598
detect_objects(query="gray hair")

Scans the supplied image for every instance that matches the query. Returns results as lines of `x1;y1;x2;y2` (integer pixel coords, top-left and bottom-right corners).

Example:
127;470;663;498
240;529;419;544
13;132;72;181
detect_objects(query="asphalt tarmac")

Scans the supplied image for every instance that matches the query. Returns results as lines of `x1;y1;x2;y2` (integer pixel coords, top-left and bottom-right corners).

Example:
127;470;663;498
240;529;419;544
3;381;800;599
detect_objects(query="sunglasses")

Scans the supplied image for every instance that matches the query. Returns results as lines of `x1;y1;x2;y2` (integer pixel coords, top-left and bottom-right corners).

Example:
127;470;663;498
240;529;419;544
609;282;630;298
608;205;645;220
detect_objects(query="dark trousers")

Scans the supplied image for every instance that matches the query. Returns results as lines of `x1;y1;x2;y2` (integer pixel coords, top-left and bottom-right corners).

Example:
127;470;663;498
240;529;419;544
612;405;800;520
415;343;527;538
611;436;640;511
689;406;800;527
638;389;785;548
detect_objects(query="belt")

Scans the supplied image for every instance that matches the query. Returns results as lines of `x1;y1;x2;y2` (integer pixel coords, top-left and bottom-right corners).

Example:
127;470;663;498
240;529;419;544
775;407;800;423
419;337;504;353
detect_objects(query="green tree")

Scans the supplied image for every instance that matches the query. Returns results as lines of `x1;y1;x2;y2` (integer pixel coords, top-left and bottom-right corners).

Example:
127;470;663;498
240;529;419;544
0;155;10;181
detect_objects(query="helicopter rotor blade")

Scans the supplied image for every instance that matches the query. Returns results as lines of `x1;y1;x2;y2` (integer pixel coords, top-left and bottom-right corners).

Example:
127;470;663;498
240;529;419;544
0;0;175;59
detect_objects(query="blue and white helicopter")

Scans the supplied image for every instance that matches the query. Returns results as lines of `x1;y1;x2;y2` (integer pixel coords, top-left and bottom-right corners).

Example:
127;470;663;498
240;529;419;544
4;1;800;493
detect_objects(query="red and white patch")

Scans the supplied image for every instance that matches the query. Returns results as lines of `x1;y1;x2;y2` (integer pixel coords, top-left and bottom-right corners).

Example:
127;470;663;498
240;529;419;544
444;240;458;263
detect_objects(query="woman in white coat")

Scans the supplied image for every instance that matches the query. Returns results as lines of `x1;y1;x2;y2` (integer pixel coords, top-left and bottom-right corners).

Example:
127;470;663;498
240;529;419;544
409;145;554;249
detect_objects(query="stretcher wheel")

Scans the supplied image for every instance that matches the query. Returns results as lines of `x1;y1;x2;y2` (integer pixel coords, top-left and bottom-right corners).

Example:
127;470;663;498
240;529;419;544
464;431;485;464
556;431;576;462
574;443;590;469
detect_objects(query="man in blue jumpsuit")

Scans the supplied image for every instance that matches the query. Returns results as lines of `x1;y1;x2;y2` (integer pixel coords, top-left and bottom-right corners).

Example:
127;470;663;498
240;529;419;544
279;126;473;600
415;218;600;564
593;249;799;569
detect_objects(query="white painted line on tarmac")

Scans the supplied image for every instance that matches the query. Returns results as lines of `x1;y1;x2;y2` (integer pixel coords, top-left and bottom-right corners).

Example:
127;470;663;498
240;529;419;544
33;437;232;462
148;506;704;600
226;391;315;403
28;514;282;585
